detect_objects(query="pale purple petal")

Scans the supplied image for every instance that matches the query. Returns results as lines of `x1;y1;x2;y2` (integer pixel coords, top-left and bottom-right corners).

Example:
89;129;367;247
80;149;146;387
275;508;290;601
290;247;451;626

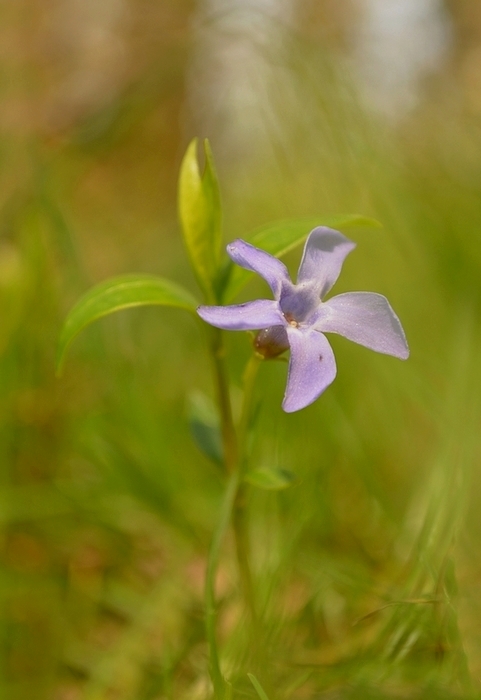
282;328;337;412
297;227;356;297
314;292;409;359
197;299;284;331
227;239;290;297
279;280;320;323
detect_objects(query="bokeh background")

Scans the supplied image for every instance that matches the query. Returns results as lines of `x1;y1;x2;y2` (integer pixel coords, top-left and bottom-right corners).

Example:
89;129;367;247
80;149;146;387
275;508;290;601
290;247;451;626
1;0;481;698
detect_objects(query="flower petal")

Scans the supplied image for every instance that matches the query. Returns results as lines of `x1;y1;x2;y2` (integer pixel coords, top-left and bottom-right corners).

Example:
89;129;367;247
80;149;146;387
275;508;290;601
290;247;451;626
315;292;409;359
282;328;337;412
197;299;284;331
279;280;320;323
297;227;356;297
227;239;290;297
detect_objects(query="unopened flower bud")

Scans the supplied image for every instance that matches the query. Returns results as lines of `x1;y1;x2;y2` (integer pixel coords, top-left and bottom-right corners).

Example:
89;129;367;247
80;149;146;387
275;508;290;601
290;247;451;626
254;326;289;359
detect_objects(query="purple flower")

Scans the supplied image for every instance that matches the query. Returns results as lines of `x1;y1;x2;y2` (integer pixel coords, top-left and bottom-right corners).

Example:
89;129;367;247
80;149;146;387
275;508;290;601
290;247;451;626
198;227;409;412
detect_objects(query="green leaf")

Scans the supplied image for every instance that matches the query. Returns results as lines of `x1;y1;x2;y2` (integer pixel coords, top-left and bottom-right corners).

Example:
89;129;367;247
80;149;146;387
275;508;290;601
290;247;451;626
178;138;222;301
247;673;271;700
188;392;223;465
244;466;297;490
57;273;198;373
222;214;381;301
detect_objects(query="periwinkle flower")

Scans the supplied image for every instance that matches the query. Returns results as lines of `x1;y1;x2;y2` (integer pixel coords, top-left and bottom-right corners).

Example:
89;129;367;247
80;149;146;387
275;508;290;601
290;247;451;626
198;227;409;412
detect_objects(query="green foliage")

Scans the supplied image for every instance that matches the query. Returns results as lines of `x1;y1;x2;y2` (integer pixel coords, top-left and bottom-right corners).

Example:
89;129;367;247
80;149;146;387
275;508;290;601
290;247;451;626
222;215;380;301
244;466;297;490
3;8;481;699
188;391;223;465
248;673;271;700
57;273;198;373
178;138;223;301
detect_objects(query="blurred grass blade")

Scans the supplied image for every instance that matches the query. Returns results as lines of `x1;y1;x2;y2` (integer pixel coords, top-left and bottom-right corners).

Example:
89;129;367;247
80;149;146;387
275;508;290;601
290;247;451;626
248;673;271;700
188;391;223;465
178;138;222;301
222;215;380;301
57;273;198;373
245;466;297;490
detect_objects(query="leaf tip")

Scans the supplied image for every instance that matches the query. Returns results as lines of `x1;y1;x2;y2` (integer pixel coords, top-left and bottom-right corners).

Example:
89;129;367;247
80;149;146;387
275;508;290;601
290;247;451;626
203;137;213;164
248;673;270;700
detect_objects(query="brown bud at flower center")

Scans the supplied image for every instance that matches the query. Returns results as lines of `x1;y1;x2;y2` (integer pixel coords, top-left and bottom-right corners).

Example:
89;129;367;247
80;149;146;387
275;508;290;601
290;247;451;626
254;326;289;359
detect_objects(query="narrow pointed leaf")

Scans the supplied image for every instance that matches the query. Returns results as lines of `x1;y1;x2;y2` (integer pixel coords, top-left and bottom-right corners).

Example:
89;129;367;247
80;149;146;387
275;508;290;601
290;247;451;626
57;273;198;373
245;466;297;490
248;674;271;700
222;215;381;301
178;138;222;300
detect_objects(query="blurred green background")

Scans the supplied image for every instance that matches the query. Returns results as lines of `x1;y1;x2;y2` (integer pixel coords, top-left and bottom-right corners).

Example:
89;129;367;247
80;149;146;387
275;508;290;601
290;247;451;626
1;1;481;698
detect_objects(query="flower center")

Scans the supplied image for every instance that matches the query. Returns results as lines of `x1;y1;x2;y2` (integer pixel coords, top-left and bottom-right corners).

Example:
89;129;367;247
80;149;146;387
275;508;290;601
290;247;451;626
283;312;299;328
279;281;320;326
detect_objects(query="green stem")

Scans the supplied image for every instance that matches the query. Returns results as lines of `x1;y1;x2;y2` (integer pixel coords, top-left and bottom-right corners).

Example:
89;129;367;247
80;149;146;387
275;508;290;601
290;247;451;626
205;471;240;699
238;353;262;452
209;327;238;473
232;353;262;624
204;327;238;697
232;482;257;624
205;332;263;694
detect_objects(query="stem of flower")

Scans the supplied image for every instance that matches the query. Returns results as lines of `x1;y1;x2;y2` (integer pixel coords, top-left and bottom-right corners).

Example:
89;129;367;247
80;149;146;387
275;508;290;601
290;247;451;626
205;331;262;693
232;353;262;625
209;327;238;473
204;327;239;697
238;352;262;450
205;470;239;699
232;483;257;624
